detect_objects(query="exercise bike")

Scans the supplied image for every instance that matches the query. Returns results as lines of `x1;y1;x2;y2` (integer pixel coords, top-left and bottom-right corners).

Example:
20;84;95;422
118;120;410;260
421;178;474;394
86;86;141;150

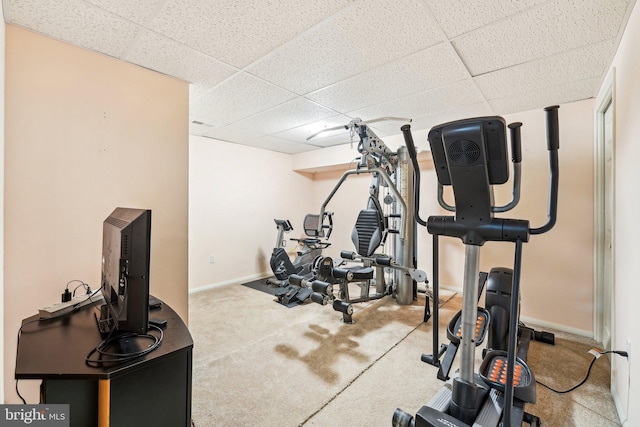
393;106;560;427
267;213;333;305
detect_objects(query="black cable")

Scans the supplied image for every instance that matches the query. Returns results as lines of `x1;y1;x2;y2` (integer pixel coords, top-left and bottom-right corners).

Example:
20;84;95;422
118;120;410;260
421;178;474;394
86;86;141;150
71;282;91;297
85;324;164;368
15;378;26;404
536;350;628;394
65;279;90;298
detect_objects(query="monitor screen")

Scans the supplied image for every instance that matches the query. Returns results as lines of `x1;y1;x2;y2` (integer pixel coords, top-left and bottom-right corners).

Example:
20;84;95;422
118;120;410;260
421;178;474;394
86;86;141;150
98;207;151;335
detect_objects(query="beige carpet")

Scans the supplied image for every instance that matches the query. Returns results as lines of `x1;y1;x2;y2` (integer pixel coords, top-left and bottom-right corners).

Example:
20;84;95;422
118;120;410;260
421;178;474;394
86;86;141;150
189;283;620;427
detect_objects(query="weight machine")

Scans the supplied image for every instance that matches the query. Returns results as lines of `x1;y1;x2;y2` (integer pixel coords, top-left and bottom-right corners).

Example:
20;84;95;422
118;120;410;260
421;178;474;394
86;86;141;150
296;118;427;323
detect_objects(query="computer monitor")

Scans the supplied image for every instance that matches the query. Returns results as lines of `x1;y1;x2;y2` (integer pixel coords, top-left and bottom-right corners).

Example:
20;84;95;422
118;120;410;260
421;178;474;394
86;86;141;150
98;207;151;335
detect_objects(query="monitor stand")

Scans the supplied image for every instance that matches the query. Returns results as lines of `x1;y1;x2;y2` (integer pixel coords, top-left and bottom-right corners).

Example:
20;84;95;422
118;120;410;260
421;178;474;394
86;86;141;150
96;304;116;335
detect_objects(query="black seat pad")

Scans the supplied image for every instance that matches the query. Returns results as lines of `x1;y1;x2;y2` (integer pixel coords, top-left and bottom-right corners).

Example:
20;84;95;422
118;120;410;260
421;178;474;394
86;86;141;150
344;265;374;280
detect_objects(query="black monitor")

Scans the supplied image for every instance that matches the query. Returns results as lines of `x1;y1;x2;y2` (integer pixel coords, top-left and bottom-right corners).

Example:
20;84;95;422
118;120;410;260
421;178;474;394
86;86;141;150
98;207;151;335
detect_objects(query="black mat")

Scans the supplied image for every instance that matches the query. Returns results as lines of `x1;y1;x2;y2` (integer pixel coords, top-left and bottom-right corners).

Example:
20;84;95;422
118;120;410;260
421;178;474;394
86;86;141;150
241;277;282;296
240;277;307;308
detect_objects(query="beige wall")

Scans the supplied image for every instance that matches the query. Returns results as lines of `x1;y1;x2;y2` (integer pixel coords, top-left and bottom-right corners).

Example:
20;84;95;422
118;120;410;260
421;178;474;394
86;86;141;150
0;8;5;403
189;100;595;335
486;101;595;333
604;2;640;424
188;135;314;290
3;26;189;403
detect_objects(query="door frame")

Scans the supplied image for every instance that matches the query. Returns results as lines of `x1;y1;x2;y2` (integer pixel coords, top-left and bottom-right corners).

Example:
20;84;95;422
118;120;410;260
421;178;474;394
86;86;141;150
593;67;615;344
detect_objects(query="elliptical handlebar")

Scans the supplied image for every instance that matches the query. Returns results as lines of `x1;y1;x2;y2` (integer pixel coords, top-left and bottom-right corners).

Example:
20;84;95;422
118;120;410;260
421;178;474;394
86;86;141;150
492;121;523;213
400;124;428;226
530;105;560;235
545;105;560;151
508;122;523;164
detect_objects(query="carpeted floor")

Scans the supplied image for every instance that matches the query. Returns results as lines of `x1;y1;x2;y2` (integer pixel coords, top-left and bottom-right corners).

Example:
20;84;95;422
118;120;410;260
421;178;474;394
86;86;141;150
189;283;621;427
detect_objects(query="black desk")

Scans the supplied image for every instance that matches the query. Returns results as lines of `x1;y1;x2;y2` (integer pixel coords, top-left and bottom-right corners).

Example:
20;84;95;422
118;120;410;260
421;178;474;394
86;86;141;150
15;298;193;427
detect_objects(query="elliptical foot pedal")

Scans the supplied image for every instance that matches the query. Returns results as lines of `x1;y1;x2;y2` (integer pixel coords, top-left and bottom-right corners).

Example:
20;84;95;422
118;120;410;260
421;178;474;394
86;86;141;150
479;350;536;403
447;307;490;345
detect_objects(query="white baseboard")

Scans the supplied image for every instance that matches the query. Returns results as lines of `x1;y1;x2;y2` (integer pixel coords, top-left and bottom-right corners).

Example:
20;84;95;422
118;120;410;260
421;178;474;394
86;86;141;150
519;315;593;338
611;380;629;426
189;272;272;294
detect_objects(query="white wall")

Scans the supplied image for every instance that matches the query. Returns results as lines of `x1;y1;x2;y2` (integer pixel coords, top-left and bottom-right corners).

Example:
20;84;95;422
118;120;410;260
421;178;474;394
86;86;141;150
3;26;189;403
604;2;640;424
188;136;314;290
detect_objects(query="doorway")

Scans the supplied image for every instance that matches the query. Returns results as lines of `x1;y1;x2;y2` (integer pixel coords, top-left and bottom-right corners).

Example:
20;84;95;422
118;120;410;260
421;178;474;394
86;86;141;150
594;69;615;349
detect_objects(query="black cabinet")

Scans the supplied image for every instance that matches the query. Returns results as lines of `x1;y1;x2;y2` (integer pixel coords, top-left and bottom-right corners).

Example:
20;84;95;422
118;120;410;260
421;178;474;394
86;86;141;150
16;299;193;427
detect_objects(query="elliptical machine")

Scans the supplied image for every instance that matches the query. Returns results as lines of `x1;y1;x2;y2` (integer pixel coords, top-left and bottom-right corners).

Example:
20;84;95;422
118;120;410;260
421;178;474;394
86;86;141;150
393;106;560;427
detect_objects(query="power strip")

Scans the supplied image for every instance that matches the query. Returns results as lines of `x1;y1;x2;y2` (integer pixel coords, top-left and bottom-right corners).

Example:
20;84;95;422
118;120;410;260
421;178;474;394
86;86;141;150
39;290;104;319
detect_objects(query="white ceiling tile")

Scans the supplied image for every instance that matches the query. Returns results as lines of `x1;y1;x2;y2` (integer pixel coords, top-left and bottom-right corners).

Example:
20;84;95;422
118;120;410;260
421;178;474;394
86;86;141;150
246;0;443;95
475;39;614;101
227;98;338;136
201;122;264;143
348;79;484;122
189;120;215;136
6;0;631;154
243;136;318;154
399;102;493;134
189;72;296;127
453;0;630;75
364;102;493;135
306;43;469;112
84;0;164;25
369;103;494;152
148;0;353;68
124;29;237;98
423;0;546;38
311;133;363;148
488;77;600;116
5;0;140;58
275;115;355;142
277;115;397;148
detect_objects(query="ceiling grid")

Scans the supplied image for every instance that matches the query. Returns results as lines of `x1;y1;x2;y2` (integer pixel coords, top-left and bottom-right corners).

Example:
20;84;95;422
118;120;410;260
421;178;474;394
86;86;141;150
3;0;634;153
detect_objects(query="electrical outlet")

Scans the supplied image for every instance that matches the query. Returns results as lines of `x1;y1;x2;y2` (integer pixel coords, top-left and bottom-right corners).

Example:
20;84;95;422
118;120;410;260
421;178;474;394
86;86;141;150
210;255;216;264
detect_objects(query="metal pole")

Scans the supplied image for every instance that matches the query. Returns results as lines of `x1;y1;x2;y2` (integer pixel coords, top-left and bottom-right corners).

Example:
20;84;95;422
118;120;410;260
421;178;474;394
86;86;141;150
431;234;439;355
502;239;523;427
460;244;481;382
395;147;415;305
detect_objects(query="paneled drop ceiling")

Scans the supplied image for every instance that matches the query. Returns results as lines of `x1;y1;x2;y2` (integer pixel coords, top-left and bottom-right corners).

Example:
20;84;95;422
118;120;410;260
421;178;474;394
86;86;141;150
3;0;634;153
